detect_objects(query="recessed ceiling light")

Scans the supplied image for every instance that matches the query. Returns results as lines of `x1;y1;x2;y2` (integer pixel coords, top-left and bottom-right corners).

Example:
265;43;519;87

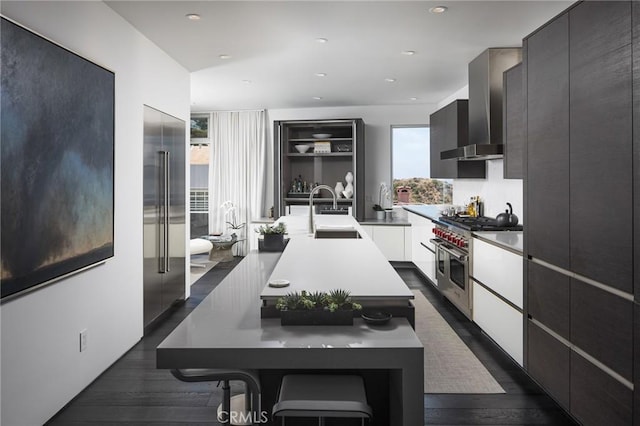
409;97;418;101
384;78;396;83
219;54;231;60
315;38;328;43
242;80;251;84
315;72;327;77
429;6;448;14
185;13;201;20
401;50;416;56
312;96;323;100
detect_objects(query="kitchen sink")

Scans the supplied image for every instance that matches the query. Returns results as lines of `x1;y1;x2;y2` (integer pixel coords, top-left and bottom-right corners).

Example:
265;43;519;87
314;227;361;239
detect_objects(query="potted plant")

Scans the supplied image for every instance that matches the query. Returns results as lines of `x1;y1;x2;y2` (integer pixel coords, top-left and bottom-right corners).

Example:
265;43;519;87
221;201;245;239
276;289;362;326
372;203;385;220
256;222;287;251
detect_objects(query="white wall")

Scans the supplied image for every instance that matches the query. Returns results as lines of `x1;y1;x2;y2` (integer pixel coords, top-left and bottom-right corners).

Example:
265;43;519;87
437;85;469;109
453;159;523;219
0;2;190;425
267;104;437;218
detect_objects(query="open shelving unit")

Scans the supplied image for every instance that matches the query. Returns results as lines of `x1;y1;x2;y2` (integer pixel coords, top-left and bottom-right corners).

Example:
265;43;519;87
274;119;365;220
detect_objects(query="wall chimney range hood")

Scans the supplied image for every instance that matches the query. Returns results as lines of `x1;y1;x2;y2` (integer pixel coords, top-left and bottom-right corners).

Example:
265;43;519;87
441;48;521;161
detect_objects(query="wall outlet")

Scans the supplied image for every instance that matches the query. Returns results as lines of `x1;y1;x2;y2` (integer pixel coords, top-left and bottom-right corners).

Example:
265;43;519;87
79;329;88;352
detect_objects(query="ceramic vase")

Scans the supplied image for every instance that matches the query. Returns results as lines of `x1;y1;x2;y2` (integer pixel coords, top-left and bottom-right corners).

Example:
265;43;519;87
344;172;354;198
335;182;345;198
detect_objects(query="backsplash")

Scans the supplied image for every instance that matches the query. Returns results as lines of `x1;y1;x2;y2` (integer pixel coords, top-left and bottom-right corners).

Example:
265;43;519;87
452;159;523;221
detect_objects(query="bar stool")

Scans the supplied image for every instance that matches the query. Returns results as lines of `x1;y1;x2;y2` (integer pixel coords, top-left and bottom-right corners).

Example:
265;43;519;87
171;369;261;425
272;374;372;425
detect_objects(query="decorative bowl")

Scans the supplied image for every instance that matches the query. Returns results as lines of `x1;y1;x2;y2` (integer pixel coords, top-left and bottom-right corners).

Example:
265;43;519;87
312;133;332;139
295;144;310;153
361;310;392;325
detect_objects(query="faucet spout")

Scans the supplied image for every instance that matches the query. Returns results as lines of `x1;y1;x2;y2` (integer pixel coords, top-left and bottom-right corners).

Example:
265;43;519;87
308;185;338;234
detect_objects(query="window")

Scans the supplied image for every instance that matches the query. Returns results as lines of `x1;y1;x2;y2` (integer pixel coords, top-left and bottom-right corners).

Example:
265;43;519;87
190;144;209;213
391;126;452;205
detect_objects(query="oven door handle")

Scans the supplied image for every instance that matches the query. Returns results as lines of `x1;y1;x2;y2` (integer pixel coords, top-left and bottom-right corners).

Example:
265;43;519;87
433;241;468;262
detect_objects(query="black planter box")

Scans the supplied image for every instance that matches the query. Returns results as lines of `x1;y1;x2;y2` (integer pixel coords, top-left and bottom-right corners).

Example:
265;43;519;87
258;234;288;252
280;309;354;326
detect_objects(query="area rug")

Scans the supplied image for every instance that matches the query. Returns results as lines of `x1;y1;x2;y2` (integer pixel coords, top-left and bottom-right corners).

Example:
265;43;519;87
190;255;217;285
413;290;505;394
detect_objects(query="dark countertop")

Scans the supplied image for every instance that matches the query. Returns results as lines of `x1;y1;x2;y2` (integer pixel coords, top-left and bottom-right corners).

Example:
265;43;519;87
472;231;523;255
402;204;451;221
359;217;410;226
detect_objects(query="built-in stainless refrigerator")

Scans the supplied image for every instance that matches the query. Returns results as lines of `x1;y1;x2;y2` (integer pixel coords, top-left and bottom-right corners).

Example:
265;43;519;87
143;105;186;330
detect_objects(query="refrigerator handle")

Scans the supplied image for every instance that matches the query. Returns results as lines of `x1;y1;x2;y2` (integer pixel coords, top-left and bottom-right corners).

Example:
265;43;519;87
164;151;171;273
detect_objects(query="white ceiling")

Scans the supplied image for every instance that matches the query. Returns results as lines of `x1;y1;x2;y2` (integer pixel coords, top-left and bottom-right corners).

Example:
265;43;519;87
106;1;572;111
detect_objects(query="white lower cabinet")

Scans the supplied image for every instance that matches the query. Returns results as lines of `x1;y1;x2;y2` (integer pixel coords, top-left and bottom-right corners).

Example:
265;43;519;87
471;237;524;366
407;212;436;284
360;225;410;261
473;282;523;366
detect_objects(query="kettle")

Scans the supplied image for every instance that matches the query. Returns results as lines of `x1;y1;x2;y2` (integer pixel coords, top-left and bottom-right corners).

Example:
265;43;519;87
496;202;519;227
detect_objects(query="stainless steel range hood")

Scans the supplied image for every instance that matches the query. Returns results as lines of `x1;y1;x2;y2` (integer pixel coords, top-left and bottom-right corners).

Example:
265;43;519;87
441;143;504;161
441;48;521;161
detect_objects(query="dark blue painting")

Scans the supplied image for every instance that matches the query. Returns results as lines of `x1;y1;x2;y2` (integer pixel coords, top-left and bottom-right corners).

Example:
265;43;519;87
1;18;115;301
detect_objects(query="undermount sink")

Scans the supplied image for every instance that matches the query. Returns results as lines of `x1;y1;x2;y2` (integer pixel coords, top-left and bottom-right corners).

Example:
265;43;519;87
314;226;361;239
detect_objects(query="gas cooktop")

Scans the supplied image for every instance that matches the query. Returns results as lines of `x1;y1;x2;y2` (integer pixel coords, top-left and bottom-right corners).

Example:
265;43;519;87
438;215;523;232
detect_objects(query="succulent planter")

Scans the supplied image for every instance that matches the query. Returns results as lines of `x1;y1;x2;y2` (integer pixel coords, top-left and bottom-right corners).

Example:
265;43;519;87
280;309;354;326
259;233;287;252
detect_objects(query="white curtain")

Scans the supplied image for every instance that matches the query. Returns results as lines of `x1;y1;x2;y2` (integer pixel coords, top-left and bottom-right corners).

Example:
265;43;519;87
208;110;267;256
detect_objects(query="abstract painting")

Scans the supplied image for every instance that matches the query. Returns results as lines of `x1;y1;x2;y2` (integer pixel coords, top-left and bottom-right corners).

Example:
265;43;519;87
1;18;115;301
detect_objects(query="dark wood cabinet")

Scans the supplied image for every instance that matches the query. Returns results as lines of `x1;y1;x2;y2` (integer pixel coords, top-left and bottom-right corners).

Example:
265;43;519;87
525;13;570;269
429;100;486;179
571;351;633;426
274;119;365;220
571;278;633;382
569;0;633;293
527;320;570;410
635;302;640;425
527;261;570;340
633;1;640;301
503;63;524;179
524;2;639;422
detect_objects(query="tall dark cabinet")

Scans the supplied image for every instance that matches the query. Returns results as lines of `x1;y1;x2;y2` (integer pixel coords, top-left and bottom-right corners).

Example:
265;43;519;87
632;2;640;423
524;2;635;425
274;119;365;220
429;100;486;179
502;63;524;179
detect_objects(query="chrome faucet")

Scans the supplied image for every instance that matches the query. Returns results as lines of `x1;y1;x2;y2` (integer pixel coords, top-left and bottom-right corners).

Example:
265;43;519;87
308;185;338;233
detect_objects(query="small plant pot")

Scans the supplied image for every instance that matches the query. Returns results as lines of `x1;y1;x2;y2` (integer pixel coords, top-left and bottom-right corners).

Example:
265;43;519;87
260;233;286;252
375;210;385;220
280;309;354;326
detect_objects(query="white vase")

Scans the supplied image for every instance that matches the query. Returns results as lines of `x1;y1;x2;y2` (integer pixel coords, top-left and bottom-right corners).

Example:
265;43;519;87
335;182;345;198
344;172;354;198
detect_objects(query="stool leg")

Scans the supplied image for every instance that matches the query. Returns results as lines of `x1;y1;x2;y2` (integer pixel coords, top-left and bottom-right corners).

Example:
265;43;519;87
222;380;231;425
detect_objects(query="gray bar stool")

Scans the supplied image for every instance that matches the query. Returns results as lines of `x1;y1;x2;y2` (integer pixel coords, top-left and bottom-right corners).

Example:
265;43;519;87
171;369;261;425
272;374;373;425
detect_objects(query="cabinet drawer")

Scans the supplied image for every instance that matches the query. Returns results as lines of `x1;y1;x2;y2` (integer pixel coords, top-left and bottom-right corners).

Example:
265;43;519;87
571;278;633;382
473;282;523;366
527;261;570;340
472;238;522;308
527;320;570;409
571;351;632;426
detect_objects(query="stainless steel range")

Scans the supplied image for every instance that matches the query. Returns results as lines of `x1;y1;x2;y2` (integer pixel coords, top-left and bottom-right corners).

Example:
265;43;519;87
430;216;523;319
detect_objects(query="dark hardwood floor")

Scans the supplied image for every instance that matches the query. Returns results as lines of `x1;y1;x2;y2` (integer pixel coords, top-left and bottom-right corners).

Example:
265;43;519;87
46;261;577;426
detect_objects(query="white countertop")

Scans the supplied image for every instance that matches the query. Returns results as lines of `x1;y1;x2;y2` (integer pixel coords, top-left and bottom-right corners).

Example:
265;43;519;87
262;214;414;302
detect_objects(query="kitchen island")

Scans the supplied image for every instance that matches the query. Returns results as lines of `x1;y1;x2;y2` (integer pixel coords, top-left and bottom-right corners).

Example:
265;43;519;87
157;215;424;425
